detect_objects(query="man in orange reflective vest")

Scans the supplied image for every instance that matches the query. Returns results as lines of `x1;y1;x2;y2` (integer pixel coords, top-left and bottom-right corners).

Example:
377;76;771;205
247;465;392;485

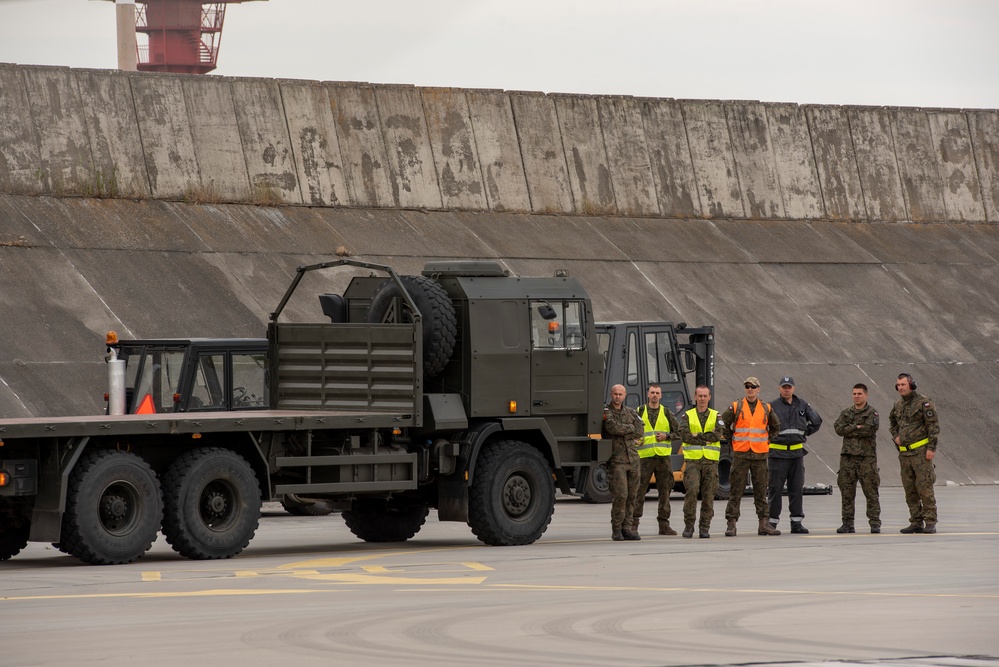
720;377;781;537
631;384;680;535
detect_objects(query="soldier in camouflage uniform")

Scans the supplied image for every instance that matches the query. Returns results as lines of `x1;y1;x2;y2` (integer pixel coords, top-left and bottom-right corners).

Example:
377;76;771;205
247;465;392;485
889;373;940;534
678;385;722;538
602;384;644;541
833;383;881;533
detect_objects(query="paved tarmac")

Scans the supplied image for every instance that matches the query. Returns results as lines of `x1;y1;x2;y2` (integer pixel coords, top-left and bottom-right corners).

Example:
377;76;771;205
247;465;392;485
2;485;997;667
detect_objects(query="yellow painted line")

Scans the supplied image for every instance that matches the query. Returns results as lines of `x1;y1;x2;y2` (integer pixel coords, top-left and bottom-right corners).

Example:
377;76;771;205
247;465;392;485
293;572;487;585
2;589;341;603
141;571;161;582
362;565;391;573
461;562;494;571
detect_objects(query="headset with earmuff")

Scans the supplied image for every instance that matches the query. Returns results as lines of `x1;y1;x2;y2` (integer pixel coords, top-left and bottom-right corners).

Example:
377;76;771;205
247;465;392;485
896;372;916;390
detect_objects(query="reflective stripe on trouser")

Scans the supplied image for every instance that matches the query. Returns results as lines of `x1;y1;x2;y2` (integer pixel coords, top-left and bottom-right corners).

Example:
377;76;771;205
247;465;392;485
899;451;937;525
725;452;769;521
768;456;805;523
633;455;673;525
683;459;718;530
769;443;804;451
608;455;642;531
837;454;880;526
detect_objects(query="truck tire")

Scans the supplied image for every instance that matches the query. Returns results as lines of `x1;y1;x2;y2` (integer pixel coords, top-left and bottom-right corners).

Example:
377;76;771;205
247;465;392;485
342;501;429;542
162;448;260;560
0;501;31;561
468;440;555;546
580;463;613;504
715;458;732;500
59;449;163;565
281;495;335;517
366;275;457;378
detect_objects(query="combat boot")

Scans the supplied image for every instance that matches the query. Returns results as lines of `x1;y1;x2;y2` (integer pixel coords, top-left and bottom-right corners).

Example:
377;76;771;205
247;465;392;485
725;519;737;537
899;523;924;534
758;517;780;536
836;523;855;534
699;527;710;539
682;523;694;539
870;524;881;534
922;524;937;534
790;521;809;534
612;529;624;541
622;529;641;541
659;522;677;536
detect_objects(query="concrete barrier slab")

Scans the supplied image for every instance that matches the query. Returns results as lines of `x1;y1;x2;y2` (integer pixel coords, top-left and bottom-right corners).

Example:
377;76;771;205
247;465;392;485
308;208;473;258
279;80;350;207
182;77;251;202
0;65;41;194
465;90;531;212
129;73;201;199
849;107;907;222
510;92;574;214
682;101;744;218
328;84;394;207
0;196;48;248
461;213;618;261
597;97;659;217
805;106;866;220
713;219;877;264
891;109;947;222
0;362;106;418
209;204;348;256
231;78;302;204
725;102;785;218
73;69;149;198
927;110;986;222
967;111;999;222
553;95;616;216
0;374;33;419
20;66;95;195
834;220;995;265
639;98;701;218
597;217;749;264
765;103;823;219
421;88;487;210
375;86;442;209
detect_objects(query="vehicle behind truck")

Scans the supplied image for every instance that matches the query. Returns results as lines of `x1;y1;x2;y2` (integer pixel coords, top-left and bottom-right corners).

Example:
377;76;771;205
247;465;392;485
0;260;609;564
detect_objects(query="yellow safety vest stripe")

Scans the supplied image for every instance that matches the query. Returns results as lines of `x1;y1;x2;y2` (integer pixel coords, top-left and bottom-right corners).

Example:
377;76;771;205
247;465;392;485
638;405;673;457
682;408;721;461
897;437;929;452
769;443;804;450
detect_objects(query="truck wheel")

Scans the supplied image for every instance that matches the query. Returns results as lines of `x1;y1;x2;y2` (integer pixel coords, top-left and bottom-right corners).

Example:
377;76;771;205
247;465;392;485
366;275;457;378
580;463;612;504
0;502;31;561
162;448;260;560
715;458;732;500
469;440;555;546
342;501;429;542
59;450;163;565
281;495;335;517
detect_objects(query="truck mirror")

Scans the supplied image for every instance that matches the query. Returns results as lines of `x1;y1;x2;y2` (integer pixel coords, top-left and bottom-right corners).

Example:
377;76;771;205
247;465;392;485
537;303;557;320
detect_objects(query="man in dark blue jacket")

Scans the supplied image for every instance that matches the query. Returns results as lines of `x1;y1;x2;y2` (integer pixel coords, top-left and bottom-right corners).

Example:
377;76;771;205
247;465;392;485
768;376;822;533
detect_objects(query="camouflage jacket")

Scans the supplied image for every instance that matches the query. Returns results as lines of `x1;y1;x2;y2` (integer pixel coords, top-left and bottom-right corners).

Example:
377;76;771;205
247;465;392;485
678;408;722;447
602;403;643;464
833;404;879;457
889;391;939;455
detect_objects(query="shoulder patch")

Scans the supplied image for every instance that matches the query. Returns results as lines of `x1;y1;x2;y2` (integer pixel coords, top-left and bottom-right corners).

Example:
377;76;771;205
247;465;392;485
926;410;934;417
873;411;879;416
923;402;931;407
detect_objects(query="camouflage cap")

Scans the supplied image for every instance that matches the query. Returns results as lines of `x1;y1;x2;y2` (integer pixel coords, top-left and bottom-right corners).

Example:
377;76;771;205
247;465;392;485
744;376;760;387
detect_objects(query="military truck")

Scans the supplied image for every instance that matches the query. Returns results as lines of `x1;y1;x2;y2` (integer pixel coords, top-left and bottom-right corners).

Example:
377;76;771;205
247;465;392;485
0;260;609;564
569;321;727;503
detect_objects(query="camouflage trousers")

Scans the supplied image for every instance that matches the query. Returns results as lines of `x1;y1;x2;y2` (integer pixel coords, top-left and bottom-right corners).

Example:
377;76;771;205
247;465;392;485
633;455;674;528
899;452;937;526
725;452;769;521
837;454;881;527
682;459;718;530
608;457;642;531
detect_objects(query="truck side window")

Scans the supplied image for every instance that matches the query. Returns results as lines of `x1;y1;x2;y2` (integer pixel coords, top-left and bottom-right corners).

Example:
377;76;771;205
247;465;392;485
645;332;680;384
192;354;226;410
626;332;639;386
232;353;267;409
530;301;585;351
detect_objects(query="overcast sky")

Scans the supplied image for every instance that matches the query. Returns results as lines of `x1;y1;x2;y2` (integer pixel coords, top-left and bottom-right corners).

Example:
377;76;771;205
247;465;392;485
1;0;997;109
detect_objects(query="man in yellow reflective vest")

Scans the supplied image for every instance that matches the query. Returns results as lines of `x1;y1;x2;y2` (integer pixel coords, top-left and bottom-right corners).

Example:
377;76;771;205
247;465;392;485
720;377;781;537
678;384;722;538
631;384;680;535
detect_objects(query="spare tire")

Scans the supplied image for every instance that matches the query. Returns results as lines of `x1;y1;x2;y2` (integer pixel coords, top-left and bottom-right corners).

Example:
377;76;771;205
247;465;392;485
366;275;457;378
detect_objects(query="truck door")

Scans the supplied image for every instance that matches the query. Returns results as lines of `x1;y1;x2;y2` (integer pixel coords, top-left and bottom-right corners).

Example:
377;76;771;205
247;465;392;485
529;300;588;414
640;324;691;414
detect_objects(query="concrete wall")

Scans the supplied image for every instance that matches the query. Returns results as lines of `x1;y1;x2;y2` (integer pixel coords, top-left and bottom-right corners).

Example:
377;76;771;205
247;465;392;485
2;63;996;222
2;63;998;488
